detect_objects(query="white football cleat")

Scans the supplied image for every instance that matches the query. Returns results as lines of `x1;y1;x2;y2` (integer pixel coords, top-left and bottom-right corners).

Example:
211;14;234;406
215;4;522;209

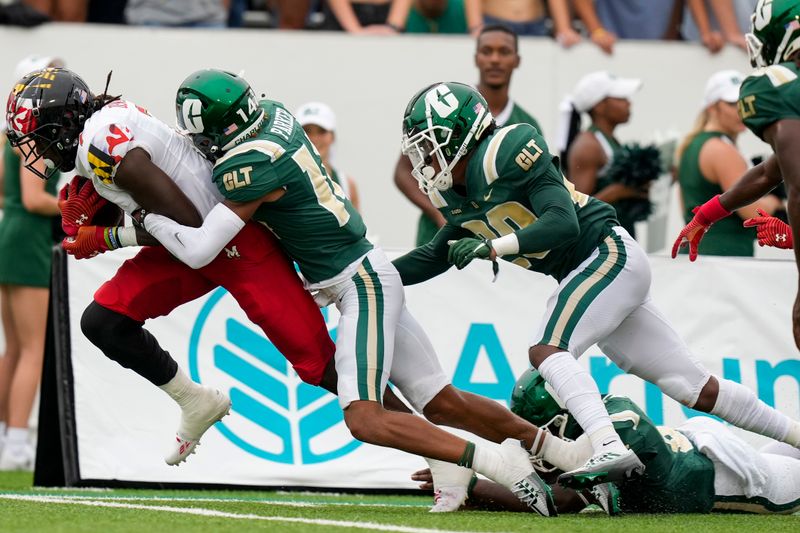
558;448;644;489
165;386;231;466
494;439;557;517
425;458;473;512
591;482;621;516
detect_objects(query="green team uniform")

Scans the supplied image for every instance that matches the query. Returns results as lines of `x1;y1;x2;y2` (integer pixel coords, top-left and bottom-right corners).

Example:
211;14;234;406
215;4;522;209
738;62;800;141
406;0;467;34
211;100;372;284
562;395;716;513
398;123;619;283
415;102;543;246
0;143;58;287
678;131;754;256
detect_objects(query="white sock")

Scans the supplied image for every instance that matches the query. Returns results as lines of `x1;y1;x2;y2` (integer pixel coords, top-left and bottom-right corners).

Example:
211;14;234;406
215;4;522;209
537;351;625;453
5;427;29;454
159;368;202;408
711;378;800;446
538;433;594;472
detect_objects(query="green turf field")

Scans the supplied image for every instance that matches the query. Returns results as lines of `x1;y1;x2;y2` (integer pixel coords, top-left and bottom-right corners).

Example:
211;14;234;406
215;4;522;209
0;471;796;532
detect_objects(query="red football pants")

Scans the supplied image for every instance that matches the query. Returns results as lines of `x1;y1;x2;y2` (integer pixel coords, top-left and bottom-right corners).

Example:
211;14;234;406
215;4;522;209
93;222;335;384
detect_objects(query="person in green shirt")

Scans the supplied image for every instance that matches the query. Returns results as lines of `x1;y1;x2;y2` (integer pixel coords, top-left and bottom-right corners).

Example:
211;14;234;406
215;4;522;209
0;55;62;471
414;369;800;515
566;70;647;239
404;0;480;35
673;0;800;350
393;23;543;246
394;81;800;490
676;69;782;257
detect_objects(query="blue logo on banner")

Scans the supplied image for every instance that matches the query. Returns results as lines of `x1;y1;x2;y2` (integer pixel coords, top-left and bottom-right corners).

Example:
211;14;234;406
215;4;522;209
188;288;361;464
447;323;800;424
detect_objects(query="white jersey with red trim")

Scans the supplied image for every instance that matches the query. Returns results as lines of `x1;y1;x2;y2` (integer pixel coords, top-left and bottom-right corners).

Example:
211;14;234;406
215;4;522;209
74;100;221;217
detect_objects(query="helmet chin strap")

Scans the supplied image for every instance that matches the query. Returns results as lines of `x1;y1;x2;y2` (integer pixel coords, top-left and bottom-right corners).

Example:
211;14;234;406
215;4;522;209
422;165;435;180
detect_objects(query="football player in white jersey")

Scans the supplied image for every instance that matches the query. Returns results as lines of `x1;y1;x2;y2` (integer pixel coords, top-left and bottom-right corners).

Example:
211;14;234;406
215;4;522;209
5;67;340;465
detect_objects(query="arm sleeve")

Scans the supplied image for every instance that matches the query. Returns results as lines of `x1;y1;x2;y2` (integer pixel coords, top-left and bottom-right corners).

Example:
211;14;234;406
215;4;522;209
513;164;580;254
393;224;470;285
143;203;245;269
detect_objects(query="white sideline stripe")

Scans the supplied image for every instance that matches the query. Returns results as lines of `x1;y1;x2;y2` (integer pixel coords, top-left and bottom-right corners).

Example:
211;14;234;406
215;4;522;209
4;492;428;508
0;494;477;533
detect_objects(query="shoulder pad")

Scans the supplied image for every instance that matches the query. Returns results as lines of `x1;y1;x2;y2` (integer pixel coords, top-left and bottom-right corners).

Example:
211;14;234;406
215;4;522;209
482;123;552;185
82;123;135;184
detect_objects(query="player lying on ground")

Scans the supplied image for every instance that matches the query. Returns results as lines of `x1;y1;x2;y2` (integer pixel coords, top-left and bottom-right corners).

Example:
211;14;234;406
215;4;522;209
392;81;800;490
412;368;800;515
5;67;343;465
673;0;800;350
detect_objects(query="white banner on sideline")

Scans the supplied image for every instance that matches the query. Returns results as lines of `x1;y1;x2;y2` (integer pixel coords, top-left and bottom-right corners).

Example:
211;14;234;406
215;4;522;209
67;249;800;488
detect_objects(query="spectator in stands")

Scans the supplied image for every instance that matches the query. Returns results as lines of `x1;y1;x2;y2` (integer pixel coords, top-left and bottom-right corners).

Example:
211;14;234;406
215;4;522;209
22;0;85;21
295;101;361;211
571;0;693;54
268;0;311;29
565;70;645;239
393;24;542;246
125;0;228;27
481;0;581;46
676;70;782;257
321;0;408;33
0;55;62;471
0;1;50;25
682;0;753;52
400;0;482;35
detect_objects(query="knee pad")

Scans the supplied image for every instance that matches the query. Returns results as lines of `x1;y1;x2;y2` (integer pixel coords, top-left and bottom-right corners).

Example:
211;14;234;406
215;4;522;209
80;301;139;352
655;373;705;406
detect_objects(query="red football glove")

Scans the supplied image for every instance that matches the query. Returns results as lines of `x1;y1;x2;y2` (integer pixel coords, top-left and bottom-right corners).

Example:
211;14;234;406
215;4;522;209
58;176;108;237
743;209;794;249
671;195;732;261
62;226;120;259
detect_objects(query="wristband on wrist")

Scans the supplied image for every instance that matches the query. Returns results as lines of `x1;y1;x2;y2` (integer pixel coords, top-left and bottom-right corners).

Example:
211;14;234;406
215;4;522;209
116;226;139;247
104;227;121;250
491;233;520;257
591;27;608;38
695;194;732;225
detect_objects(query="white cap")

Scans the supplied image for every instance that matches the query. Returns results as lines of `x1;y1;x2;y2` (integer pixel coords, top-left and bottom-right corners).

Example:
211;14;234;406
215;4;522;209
572;71;642;113
702;69;744;108
12;55;63;83
3;55;63;133
295;101;336;132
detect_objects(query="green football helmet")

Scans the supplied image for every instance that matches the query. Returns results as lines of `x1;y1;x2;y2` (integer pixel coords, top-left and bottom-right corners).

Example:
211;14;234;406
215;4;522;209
510;368;572;473
175;69;265;159
401;82;494;193
746;0;800;67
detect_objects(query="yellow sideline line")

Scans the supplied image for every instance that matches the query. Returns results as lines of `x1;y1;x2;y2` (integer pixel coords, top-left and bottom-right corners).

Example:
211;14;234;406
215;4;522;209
0;494;484;533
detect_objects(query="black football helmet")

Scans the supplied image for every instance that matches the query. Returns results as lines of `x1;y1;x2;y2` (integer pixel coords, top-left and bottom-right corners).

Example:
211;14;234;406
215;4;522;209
5;67;94;179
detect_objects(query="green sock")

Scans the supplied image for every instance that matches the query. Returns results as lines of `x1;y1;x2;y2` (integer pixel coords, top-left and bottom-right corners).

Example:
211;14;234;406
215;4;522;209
457;442;476;468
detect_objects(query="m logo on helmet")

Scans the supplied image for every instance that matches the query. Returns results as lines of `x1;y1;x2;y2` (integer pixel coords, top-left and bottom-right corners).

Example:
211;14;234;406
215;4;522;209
425;84;458;118
754;0;773;30
181;99;205;133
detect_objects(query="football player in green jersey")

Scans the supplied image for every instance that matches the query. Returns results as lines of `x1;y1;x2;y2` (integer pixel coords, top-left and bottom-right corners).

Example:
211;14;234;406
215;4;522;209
673;0;800;351
393;24;543;247
137;68;622;516
415;368;800;515
394;81;800;489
